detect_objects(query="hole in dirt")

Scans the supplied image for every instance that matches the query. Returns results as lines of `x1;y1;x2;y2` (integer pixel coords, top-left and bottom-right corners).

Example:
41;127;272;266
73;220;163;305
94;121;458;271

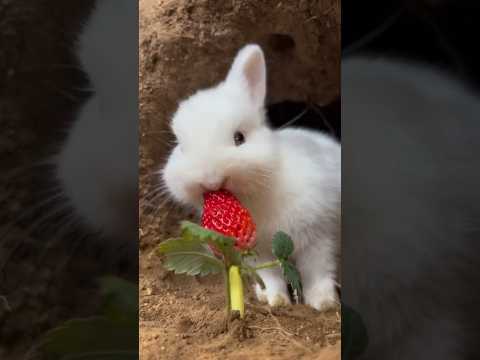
267;98;341;141
267;33;296;53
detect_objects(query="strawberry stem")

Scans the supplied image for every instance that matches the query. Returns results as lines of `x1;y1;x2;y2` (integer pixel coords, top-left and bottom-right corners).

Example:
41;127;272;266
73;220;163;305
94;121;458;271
223;266;231;321
228;265;244;318
253;259;282;271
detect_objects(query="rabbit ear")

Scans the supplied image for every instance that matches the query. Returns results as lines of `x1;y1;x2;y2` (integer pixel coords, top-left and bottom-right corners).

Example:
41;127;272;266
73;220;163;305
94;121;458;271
226;44;266;109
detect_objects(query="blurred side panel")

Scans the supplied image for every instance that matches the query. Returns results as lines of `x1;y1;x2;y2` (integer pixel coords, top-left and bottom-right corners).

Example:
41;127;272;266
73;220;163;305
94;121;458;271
342;1;480;359
0;1;138;358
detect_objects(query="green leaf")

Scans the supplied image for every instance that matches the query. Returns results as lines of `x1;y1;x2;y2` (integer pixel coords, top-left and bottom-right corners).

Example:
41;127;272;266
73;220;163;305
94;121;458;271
163;252;224;276
98;276;138;323
225;247;243;267
156;237;205;255
42;317;137;358
280;260;303;302
156;236;225;276
342;303;368;359
272;231;294;260
180;221;235;252
42;277;139;359
178;221;241;266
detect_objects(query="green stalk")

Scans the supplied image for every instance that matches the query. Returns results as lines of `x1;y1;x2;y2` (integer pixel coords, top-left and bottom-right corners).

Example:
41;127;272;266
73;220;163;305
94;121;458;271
253;259;281;271
223;266;231;320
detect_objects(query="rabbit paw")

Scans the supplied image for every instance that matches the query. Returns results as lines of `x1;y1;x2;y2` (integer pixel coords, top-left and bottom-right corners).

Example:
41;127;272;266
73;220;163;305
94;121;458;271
304;277;338;311
255;283;291;307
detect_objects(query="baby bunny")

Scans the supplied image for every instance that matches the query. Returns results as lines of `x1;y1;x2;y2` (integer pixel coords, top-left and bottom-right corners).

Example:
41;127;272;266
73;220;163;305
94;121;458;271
162;44;341;311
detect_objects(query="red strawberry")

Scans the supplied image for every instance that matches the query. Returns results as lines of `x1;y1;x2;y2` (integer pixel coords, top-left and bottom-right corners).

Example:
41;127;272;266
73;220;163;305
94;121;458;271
201;189;256;252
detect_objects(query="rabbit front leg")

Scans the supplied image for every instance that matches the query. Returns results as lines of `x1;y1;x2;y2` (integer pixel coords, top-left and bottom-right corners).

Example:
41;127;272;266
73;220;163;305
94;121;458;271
255;266;291;306
296;238;338;311
251;254;291;306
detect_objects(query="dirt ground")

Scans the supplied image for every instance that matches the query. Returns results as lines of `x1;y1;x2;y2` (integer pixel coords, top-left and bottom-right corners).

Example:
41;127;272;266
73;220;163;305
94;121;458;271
139;1;341;359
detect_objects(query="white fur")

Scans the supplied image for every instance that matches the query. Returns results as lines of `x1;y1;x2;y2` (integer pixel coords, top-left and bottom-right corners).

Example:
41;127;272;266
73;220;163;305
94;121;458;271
162;44;341;310
56;0;137;242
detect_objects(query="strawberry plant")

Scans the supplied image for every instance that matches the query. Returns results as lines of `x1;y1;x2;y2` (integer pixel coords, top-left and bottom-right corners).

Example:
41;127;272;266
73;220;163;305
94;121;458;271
157;190;302;320
41;276;138;359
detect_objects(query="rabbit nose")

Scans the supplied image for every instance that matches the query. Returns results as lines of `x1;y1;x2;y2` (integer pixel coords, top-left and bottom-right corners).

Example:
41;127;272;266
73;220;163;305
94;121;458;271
201;177;226;192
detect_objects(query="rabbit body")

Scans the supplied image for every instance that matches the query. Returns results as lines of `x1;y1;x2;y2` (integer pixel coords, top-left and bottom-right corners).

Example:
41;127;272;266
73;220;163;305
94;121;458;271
162;44;341;310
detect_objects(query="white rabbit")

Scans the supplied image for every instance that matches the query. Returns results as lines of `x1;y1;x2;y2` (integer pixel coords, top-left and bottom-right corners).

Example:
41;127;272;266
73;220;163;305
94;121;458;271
162;44;341;311
56;0;137;243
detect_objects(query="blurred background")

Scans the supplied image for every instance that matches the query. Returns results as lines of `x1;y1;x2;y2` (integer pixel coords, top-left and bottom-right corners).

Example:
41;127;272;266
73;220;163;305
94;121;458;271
343;0;480;86
342;1;480;359
0;1;137;358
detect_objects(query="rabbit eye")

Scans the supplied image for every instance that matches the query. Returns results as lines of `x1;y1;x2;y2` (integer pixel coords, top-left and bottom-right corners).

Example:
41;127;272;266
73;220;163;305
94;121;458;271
234;131;245;146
